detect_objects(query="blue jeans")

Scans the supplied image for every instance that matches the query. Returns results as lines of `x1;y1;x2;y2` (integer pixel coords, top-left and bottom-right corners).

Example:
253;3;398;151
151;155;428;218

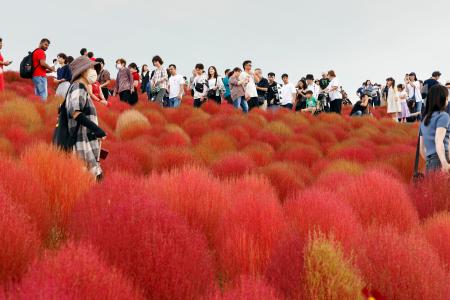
351;111;363;117
169;97;181;108
233;96;249;113
32;76;48;101
145;82;152;100
416;101;423;120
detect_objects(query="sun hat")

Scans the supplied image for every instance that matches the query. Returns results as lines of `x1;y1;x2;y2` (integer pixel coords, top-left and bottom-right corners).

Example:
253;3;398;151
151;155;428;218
69;56;99;83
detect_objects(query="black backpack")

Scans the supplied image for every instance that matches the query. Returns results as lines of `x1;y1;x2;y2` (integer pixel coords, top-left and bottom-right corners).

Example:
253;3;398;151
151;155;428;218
52;83;87;151
20;49;38;79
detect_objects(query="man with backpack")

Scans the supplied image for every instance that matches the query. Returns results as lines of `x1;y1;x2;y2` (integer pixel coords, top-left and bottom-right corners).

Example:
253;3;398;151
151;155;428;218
31;38;54;101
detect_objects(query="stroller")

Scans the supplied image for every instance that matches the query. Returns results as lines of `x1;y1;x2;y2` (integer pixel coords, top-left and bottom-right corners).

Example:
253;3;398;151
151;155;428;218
313;92;330;116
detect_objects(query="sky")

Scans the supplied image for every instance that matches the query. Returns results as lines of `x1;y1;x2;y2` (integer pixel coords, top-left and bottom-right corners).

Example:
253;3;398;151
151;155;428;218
1;0;449;101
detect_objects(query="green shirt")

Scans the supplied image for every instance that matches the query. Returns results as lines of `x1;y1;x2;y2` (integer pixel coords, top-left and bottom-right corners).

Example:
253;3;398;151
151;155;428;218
306;97;317;108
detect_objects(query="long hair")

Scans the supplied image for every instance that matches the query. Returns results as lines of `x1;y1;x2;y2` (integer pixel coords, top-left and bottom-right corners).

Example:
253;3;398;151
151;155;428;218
423;85;449;126
208;66;218;79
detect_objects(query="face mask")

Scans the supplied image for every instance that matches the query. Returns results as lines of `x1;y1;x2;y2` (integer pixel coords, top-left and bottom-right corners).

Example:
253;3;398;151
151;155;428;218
86;69;98;84
116;64;123;70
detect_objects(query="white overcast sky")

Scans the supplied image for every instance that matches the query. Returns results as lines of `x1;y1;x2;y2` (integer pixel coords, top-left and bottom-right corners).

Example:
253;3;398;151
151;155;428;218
1;0;449;99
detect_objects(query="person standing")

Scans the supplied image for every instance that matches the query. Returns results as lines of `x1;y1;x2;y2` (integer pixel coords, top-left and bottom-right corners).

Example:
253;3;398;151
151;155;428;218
128;63;140;105
95;58;111;100
229;67;249;113
325;70;343;114
0;38;12;92
280;74;296;110
66;56;106;179
207;66;225;104
191;63;209;108
239;60;259;110
397;84;410;123
54;53;72;97
141;64;150;95
319;72;330;91
295;79;308;111
266;72;280;110
255;68;269;110
223;69;232;104
151;55;169;106
406;72;423;120
423;71;442;99
113;58;134;104
32;38;55;101
420;85;450;173
168;64;185;108
385;77;400;120
305;74;320;99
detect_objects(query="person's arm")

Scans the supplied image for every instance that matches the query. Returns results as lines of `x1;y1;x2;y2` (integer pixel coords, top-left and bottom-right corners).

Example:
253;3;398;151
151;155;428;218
419;135;427;160
127;70;134;92
40;59;54;72
435;127;450;171
178;80;185;99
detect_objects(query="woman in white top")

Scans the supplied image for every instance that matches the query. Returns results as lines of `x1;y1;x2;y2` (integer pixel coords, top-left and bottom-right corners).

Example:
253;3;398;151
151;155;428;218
406;72;423;120
325;70;343;114
385;77;400;120
207;66;225;104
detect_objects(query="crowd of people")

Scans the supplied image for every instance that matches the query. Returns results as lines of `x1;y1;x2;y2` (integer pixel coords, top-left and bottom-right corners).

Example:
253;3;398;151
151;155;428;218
1;37;450;178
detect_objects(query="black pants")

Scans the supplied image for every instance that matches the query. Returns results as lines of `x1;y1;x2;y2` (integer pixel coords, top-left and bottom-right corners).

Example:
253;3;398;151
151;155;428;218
248;97;259;110
194;98;204;108
225;95;232;104
281;103;293;110
129;91;138;105
101;87;109;100
119;90;132;103
208;95;221;104
330;99;342;114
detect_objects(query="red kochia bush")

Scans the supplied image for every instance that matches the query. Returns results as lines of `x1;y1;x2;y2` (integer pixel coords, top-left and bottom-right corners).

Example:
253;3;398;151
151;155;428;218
0;190;40;284
144;166;229;245
211;152;255;178
69;173;215;300
9;242;144;300
21;143;94;232
265;233;306;300
284;189;363;255
336;170;419;232
0;157;50;241
358;226;449;300
409;171;450;219
214;175;286;282
210;276;281;300
422;212;450;270
259;162;306;201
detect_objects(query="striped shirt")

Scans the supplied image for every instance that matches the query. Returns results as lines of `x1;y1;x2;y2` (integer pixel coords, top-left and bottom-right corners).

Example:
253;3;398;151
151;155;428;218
151;67;168;90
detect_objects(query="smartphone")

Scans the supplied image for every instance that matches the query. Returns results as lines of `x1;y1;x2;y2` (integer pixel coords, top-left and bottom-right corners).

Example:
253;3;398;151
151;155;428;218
100;149;109;160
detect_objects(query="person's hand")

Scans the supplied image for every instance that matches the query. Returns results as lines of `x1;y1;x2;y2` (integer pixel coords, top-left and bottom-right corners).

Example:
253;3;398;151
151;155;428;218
5;61;12;66
442;164;450;172
100;100;108;106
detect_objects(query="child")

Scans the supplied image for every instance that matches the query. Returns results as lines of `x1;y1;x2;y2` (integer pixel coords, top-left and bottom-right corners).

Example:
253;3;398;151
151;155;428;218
301;90;317;113
397;84;410;122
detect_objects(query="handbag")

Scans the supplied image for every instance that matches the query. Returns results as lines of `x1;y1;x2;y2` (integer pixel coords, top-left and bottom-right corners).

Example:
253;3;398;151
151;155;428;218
207;78;218;99
412;134;424;183
407;83;417;113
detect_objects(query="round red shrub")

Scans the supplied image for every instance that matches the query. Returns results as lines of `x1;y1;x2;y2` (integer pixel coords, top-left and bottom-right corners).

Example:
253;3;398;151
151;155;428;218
0;157;51;242
0;190;40;284
69;173;215;299
211;152;255;179
275;143;323;168
285;189;363;255
144;166;229;244
214;175;286;282
259;162;306;201
265;232;306;299
153;147;200;172
422;212;450;270
9;242;144;300
335;170;419;232
409;171;450;219
357;226;449;300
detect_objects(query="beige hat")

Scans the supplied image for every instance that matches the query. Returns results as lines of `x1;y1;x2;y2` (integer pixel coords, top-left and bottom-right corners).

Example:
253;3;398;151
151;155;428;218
69;56;99;83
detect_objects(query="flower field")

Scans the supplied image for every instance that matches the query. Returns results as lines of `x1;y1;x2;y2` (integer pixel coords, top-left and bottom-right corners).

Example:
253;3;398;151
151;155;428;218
0;71;449;299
